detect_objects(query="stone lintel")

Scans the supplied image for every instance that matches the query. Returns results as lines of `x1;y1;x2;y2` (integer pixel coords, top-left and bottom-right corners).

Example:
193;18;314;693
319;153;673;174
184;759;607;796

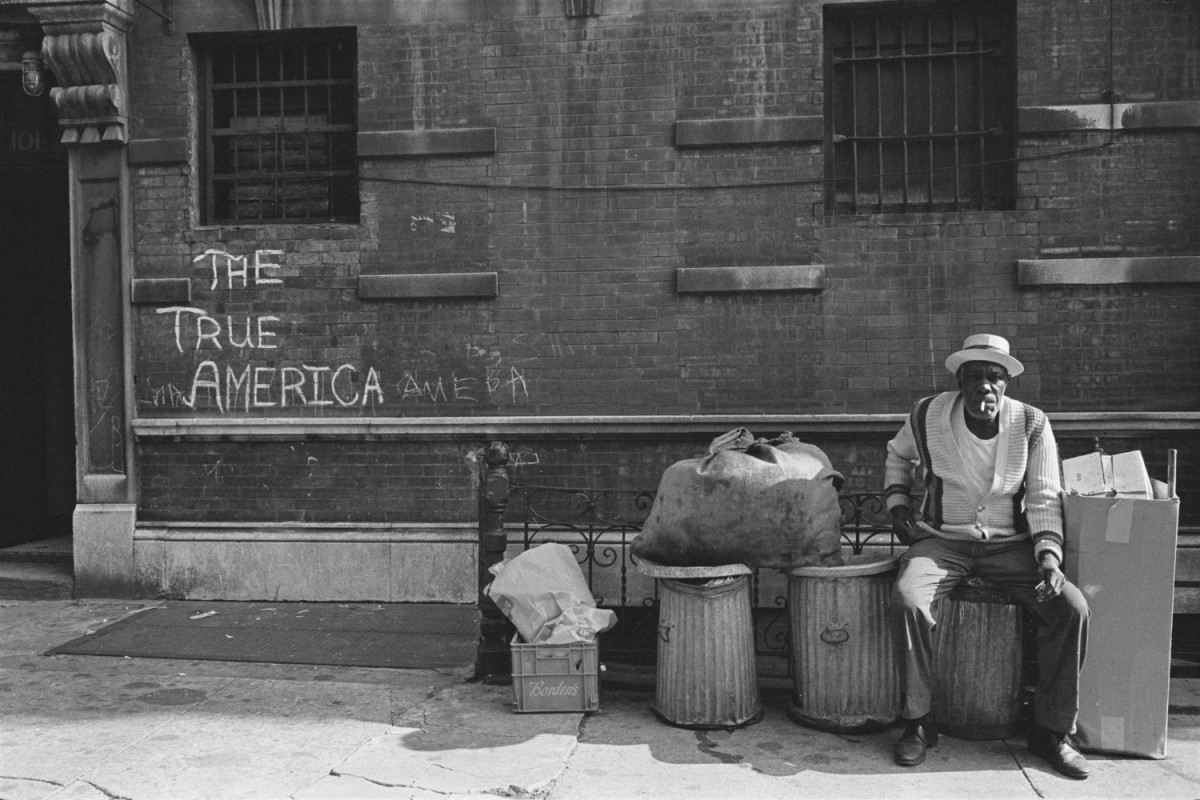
675;116;823;148
676;265;825;293
1120;101;1200;130
1019;101;1200;133
1017;256;1200;285
357;128;497;158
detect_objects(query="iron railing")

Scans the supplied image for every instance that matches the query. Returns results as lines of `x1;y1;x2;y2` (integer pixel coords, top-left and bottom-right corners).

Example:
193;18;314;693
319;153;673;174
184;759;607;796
509;481;906;671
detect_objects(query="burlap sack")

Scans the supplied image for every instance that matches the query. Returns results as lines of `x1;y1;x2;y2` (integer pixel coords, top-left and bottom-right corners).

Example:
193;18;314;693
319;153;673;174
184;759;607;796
631;429;845;568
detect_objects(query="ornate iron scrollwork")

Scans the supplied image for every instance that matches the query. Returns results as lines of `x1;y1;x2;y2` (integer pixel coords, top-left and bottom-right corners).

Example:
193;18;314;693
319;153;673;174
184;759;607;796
507;476;908;675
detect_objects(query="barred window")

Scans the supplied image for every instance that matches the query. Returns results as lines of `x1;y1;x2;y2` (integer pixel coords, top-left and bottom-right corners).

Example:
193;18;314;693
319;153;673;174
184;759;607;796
199;29;358;224
824;1;1015;215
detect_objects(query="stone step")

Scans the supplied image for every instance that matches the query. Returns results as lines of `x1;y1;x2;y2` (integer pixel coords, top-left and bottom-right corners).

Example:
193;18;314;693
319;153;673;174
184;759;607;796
0;561;75;600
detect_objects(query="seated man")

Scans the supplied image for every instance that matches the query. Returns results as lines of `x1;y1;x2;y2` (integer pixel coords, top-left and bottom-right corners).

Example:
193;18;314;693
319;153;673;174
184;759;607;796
884;334;1091;779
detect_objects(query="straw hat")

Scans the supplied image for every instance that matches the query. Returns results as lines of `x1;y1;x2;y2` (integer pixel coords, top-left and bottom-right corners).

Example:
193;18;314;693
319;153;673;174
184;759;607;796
944;334;1024;377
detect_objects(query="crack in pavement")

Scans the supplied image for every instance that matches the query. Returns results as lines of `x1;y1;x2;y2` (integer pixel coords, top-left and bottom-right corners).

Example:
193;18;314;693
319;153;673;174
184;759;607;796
328;768;417;790
327;765;547;799
76;778;135;800
327;765;555;799
309;681;583;800
1004;739;1050;800
0;774;65;787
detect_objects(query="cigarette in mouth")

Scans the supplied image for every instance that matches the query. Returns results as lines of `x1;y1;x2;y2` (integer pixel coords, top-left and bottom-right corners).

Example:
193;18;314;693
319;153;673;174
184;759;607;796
979;400;987;412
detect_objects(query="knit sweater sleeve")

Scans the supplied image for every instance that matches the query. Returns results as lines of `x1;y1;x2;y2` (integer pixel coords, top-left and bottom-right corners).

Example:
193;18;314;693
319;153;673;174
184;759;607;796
884;409;920;511
1025;408;1066;564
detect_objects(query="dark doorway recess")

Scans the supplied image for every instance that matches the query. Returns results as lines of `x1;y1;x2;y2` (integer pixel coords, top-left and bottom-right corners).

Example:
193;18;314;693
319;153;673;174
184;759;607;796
0;72;75;550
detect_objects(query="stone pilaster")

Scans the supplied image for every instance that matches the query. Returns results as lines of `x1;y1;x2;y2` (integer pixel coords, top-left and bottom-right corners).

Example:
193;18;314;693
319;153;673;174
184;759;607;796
23;0;139;596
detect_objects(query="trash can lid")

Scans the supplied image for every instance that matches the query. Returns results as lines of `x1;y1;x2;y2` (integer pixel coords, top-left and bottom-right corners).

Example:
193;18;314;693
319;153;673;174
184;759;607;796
635;559;754;579
789;552;899;578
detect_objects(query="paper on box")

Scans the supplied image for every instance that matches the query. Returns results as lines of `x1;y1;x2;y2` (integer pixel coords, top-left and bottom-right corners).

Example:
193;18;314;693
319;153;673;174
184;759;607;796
1061;450;1152;498
1112;451;1153;498
1062;453;1109;495
1062;490;1178;758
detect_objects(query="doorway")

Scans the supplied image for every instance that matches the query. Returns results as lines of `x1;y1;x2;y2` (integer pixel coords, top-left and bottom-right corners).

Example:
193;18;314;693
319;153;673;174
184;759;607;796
0;71;74;550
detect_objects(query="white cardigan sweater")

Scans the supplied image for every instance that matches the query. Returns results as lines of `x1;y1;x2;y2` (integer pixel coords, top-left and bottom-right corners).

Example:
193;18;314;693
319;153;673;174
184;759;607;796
884;391;1065;564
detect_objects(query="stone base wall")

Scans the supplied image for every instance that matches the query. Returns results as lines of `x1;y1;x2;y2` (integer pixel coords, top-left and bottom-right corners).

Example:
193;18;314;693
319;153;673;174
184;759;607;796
132;523;478;602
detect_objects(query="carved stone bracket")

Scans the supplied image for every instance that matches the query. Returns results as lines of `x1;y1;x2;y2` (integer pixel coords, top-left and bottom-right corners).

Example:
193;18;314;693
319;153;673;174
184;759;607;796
43;30;124;142
25;0;135;145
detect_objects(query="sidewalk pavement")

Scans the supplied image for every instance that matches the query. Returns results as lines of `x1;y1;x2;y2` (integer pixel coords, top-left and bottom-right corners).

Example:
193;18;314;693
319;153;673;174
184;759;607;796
2;600;1199;800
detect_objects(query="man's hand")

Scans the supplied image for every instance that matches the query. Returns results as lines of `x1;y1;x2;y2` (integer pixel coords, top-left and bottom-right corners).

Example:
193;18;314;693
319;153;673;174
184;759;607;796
891;506;919;546
1037;552;1065;602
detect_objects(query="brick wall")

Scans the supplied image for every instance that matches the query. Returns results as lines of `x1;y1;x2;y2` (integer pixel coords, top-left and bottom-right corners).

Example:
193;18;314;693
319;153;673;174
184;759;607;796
126;29;193;143
1019;136;1200;257
125;0;1200;527
137;439;480;522
1019;0;1199;105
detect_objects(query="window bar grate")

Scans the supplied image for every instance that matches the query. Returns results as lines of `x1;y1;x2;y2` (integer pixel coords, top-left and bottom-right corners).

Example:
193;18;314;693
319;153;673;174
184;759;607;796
228;47;238;221
206;48;216;223
951;7;961;210
277;43;285;219
326;42;334;218
874;16;883;213
828;21;840;214
256;45;265;220
832;47;997;64
204;33;356;224
826;4;1010;215
900;16;909;210
837;128;1000;143
976;9;988;205
925;17;934;212
302;41;312;216
849;17;860;214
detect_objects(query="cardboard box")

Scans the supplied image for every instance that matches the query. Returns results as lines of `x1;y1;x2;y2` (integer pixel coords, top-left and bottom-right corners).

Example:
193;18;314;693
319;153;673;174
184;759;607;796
1062;451;1153;498
510;635;600;713
1062;484;1178;758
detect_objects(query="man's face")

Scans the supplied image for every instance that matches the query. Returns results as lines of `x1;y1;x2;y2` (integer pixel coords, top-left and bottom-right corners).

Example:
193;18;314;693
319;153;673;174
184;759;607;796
958;360;1010;421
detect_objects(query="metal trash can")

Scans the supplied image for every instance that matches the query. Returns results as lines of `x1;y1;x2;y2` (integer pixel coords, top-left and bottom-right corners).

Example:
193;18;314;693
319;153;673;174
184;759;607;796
638;561;761;729
788;552;901;733
932;577;1027;740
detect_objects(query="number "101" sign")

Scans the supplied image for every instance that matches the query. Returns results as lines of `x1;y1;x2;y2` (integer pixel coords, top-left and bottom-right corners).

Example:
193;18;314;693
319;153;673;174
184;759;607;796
9;130;45;151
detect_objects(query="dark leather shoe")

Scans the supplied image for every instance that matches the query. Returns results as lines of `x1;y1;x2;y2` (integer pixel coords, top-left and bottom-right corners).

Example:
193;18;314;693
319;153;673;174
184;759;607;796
1028;726;1090;780
894;713;938;767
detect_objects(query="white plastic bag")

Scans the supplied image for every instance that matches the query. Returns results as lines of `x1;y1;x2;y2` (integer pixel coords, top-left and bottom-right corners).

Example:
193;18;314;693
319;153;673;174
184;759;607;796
485;543;617;643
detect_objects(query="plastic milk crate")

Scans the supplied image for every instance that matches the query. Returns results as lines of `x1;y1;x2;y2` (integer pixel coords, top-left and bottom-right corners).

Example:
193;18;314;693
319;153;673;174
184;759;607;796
510;635;601;713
